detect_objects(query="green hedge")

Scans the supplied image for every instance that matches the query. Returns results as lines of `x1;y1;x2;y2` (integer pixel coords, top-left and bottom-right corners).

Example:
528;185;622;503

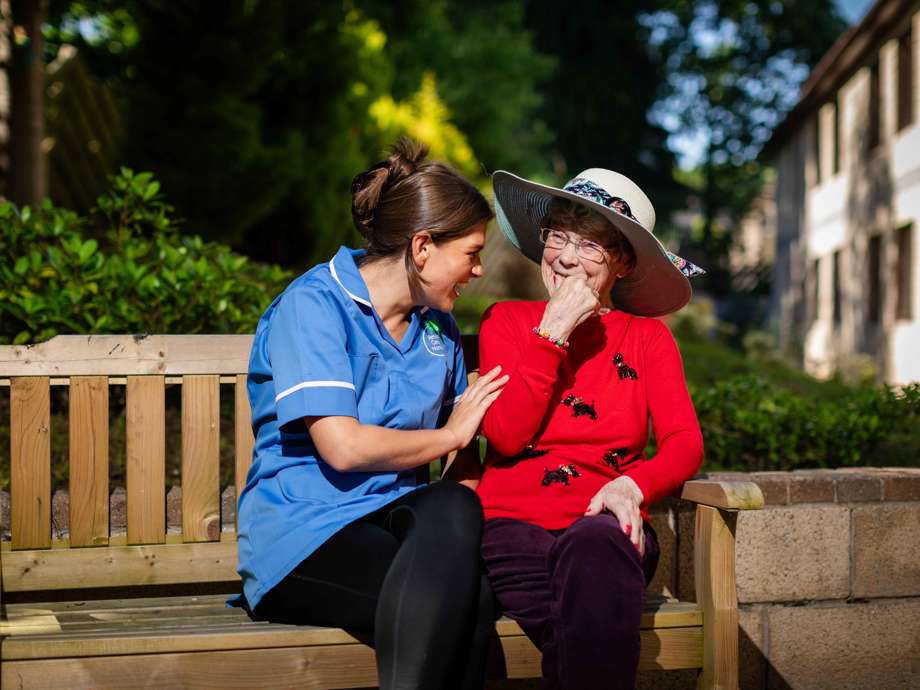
691;376;920;471
0;169;292;345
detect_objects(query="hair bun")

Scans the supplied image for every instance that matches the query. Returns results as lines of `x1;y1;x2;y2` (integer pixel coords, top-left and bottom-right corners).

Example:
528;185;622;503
351;137;429;238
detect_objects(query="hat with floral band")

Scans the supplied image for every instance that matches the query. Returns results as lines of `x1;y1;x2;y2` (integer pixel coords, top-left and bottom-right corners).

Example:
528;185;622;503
493;168;705;317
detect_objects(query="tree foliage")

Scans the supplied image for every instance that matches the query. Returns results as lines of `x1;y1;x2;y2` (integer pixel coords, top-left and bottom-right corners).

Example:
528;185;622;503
645;0;846;280
0;169;291;344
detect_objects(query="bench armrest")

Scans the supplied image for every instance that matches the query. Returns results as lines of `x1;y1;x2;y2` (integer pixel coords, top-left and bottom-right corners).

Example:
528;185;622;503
680;479;764;510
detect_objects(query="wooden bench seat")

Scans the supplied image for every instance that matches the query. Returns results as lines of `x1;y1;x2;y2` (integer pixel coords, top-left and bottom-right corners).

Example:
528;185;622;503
1;595;703;688
0;335;764;689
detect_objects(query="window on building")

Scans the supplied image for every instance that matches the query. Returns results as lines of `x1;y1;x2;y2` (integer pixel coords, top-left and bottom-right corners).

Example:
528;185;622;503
833;96;841;174
833;250;842;325
896;224;914;320
812;116;822;186
898;27;914;131
810;257;821;322
869;59;881;149
868;235;882;323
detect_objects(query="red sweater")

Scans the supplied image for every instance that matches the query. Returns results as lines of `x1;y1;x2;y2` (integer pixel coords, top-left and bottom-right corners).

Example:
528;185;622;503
476;301;703;529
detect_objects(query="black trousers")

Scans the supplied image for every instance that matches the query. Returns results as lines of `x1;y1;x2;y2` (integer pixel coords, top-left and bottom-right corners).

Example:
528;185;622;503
255;480;493;690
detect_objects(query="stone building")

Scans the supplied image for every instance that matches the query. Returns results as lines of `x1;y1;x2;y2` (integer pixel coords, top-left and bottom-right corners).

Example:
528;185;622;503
768;0;920;383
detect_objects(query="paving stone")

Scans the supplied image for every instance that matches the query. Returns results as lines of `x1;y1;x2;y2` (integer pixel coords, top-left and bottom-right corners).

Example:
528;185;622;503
852;503;920;598
788;471;835;504
736;505;850;603
766;600;920;689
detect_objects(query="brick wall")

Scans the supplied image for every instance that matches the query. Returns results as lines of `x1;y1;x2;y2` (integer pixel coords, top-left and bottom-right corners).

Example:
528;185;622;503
642;467;920;690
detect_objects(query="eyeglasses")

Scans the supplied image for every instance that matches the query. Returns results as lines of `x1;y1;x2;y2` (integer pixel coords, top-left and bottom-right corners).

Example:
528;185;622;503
539;228;608;264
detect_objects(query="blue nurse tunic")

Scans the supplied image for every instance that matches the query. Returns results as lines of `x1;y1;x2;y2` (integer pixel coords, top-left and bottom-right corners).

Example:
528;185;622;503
235;246;469;611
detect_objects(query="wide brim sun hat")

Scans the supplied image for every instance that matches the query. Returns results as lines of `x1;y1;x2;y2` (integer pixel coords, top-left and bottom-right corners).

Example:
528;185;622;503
492;168;705;317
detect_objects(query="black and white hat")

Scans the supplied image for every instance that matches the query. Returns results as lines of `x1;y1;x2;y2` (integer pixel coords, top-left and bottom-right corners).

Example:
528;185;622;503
493;168;705;317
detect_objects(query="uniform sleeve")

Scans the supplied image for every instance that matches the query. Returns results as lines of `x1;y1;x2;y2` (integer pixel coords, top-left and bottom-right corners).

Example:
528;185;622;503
623;320;704;506
479;303;568;457
268;287;357;429
438;316;468;425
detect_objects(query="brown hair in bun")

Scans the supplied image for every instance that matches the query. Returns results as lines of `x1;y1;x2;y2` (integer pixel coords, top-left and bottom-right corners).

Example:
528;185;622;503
351;137;492;283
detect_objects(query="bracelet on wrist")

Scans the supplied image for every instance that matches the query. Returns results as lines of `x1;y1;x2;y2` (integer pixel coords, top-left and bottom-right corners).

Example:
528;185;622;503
532;326;569;349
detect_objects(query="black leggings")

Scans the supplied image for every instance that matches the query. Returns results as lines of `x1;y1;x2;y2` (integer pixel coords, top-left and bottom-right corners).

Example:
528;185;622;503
255;480;494;690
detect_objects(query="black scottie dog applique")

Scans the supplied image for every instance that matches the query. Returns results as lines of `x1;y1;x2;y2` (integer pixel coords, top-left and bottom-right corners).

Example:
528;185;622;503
542;464;580;486
562;394;597;420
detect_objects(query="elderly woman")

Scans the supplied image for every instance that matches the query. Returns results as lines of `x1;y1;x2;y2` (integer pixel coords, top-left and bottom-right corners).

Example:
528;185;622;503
471;169;706;689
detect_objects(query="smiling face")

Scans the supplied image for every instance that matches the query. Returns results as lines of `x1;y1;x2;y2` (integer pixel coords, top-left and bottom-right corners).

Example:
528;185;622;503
541;230;620;306
416;222;487;311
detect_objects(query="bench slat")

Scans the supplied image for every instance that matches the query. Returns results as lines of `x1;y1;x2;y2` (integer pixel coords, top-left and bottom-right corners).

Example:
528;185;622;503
2;543;239;591
234;374;253;529
181;375;221;542
2;644;380;689
11;377;52;550
69;376;110;547
0;334;253;377
126;376;166;545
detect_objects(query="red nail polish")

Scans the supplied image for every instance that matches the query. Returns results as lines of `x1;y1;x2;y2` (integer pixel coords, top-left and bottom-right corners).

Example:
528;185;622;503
624;524;632;536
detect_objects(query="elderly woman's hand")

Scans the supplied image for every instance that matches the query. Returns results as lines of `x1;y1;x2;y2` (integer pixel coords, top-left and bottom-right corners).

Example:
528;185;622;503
585;476;645;555
539;275;600;343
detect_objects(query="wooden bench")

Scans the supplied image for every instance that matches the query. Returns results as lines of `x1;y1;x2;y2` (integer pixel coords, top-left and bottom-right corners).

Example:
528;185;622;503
0;334;764;689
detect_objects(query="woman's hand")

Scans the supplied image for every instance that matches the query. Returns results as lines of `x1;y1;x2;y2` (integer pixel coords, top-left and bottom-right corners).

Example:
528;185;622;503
585;476;645;555
539;276;600;342
444;366;509;450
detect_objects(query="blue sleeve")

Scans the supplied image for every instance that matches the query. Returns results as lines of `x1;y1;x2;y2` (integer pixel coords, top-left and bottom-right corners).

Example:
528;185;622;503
268;287;357;429
438;316;469;425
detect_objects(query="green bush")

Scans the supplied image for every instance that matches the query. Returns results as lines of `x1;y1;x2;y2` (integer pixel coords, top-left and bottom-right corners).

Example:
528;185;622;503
0;169;292;345
692;376;920;471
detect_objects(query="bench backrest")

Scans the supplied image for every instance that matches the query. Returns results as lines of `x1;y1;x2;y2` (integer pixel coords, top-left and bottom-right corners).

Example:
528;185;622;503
1;333;479;597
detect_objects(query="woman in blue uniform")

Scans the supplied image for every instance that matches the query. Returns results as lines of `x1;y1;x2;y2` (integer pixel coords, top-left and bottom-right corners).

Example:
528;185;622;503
234;139;507;690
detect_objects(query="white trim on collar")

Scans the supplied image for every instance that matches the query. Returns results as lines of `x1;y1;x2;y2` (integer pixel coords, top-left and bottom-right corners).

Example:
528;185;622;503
329;256;373;308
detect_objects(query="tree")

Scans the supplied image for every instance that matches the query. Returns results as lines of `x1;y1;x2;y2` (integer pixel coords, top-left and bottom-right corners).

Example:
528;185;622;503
646;0;846;286
358;0;556;177
8;0;49;205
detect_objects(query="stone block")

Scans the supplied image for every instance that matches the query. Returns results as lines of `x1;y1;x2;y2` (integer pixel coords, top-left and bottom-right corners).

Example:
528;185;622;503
748;473;789;505
677;505;696;602
167;485;182;529
739;606;766;690
788;471;835;504
835;474;882;502
852;503;920;598
766;599;920;689
0;490;9;538
110;487;127;534
881;469;920;501
52;489;69;539
222;485;237;529
647;510;676;597
736;505;850;603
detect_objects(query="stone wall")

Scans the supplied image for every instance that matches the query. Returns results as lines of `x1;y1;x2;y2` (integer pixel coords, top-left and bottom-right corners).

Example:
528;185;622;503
642;467;920;690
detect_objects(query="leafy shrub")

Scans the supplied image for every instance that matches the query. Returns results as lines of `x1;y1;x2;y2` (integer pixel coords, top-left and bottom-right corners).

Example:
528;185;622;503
693;376;920;471
0;169;292;345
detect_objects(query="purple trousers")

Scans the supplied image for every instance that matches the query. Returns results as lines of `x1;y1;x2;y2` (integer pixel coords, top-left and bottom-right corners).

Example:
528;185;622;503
481;515;660;690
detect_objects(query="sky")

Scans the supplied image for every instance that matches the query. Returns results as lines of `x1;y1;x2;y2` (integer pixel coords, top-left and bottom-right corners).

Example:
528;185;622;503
668;0;876;169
